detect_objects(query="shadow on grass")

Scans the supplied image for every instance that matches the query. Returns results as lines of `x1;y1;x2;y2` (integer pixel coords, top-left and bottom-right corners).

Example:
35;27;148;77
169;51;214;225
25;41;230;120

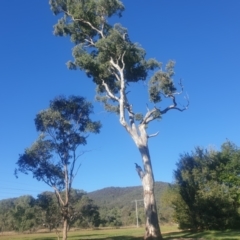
32;235;143;240
73;235;142;240
163;229;240;239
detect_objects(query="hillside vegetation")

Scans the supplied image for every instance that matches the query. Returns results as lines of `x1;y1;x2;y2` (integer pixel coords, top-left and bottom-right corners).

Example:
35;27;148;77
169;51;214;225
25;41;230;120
0;182;172;233
88;181;171;227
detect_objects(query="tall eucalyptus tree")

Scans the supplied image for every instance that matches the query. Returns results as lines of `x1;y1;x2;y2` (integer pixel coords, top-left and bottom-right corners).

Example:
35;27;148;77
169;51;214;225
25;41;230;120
49;1;188;239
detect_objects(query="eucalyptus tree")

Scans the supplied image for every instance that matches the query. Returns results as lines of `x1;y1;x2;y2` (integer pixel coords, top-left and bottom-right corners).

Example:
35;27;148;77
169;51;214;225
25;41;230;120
49;1;188;239
16;96;101;240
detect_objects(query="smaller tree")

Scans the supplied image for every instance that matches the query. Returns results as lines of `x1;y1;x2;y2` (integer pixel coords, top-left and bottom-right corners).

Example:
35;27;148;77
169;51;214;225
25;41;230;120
15;95;101;240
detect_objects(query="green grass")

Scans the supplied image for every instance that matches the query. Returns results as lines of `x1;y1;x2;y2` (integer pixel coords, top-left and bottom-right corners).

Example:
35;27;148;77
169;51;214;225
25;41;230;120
1;226;240;239
164;229;240;239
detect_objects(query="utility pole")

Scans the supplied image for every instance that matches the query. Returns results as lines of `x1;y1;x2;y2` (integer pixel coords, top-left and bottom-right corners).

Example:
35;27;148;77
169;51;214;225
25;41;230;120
131;199;143;227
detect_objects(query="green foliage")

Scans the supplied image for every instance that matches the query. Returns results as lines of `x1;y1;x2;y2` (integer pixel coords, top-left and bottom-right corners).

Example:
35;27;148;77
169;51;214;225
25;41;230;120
149;61;177;103
158;186;175;224
88;182;171;226
9;196;39;232
0;190;100;233
49;0;181;118
16;95;101;190
69;192;101;228
0;183;173;233
37;192;61;232
173;141;240;230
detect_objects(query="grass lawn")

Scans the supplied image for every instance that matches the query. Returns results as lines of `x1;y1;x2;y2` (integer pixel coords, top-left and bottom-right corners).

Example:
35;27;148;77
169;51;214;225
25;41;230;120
1;226;240;239
164;229;240;239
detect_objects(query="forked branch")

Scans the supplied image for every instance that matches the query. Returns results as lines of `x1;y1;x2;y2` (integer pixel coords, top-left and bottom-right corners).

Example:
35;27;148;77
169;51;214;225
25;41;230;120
160;79;189;114
142;107;160;125
160;93;189;115
65;11;105;39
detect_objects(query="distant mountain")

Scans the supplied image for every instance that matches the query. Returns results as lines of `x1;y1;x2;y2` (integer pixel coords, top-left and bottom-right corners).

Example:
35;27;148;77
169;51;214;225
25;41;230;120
88;181;169;208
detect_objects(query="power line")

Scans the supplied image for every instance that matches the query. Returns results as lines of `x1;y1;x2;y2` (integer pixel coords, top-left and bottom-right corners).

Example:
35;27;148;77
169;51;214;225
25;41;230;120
0;187;41;193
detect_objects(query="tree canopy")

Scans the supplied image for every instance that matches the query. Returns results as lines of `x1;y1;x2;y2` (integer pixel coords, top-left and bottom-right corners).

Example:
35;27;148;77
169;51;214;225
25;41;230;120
16;95;101;190
50;0;188;117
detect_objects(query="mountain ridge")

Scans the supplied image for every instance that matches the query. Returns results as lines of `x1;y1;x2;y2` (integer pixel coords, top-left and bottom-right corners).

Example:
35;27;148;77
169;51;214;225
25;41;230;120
88;181;169;208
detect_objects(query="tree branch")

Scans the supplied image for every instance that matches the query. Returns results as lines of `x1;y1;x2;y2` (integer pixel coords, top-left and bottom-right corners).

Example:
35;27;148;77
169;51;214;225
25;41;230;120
135;163;145;179
67;12;105;38
142;107;160;125
148;131;159;138
53;186;65;206
109;53;129;132
160;93;189;115
101;79;119;102
125;104;138;136
160;80;189;114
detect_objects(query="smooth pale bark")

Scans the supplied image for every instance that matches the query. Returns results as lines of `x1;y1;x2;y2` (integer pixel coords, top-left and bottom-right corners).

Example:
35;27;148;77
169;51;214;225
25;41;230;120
114;60;163;239
137;144;162;240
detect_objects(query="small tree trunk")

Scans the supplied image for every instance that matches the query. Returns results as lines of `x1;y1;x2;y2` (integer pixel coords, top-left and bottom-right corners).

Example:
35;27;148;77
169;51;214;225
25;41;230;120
62;218;68;240
138;144;163;240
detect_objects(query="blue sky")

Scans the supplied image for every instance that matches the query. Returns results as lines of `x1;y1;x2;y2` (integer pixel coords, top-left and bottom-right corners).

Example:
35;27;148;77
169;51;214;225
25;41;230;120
1;0;240;200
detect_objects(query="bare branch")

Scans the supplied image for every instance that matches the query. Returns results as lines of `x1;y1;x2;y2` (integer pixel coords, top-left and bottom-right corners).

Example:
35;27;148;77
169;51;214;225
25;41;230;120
52;186;65;206
113;71;121;82
69;150;77;189
160;79;189;115
66;11;105;38
101;79;119;102
135;163;145;179
146;103;150;112
84;38;95;47
148;131;159;138
120;51;126;70
110;57;121;72
160;93;189;115
126;104;138;136
73;163;82;180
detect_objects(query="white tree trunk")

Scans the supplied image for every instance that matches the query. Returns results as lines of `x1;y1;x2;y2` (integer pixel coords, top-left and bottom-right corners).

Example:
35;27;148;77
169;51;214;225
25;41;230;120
137;144;163;240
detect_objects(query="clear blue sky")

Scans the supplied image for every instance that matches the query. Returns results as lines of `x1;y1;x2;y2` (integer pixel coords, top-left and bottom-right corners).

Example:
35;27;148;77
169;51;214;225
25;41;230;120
1;0;240;200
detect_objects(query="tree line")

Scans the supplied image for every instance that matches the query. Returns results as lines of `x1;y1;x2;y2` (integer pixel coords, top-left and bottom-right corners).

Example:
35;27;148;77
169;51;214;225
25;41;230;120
0;183;173;233
0;190;100;233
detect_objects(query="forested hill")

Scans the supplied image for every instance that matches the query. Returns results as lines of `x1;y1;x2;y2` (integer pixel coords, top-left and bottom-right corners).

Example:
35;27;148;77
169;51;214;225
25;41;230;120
88;181;169;208
0;182;172;231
